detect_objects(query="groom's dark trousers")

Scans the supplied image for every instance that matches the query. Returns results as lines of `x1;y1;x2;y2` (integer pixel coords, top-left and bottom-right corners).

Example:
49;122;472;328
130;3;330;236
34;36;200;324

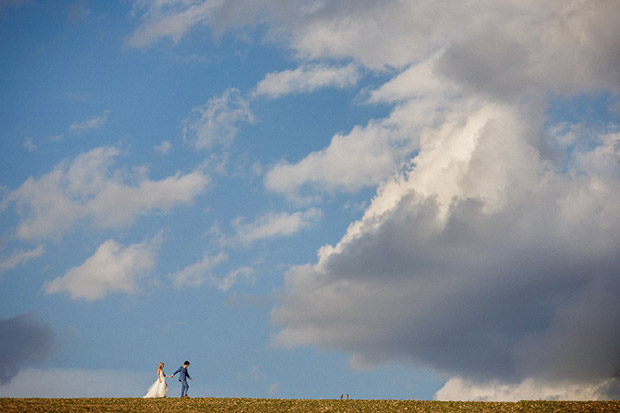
181;379;189;397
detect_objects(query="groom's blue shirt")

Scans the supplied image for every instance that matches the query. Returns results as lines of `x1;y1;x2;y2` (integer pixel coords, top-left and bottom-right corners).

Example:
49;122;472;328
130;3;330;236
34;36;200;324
172;365;191;381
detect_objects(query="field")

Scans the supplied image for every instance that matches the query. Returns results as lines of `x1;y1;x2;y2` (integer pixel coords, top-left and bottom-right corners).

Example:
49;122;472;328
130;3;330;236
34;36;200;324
1;398;619;412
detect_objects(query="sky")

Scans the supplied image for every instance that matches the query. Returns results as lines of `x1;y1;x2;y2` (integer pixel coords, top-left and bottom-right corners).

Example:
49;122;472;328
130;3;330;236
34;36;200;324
1;0;620;401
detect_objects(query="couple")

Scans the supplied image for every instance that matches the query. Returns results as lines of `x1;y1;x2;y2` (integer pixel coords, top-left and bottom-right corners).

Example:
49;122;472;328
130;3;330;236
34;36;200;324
143;361;193;398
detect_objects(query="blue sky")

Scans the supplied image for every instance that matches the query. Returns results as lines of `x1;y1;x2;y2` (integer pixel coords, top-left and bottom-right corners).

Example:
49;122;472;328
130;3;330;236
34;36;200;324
1;0;620;401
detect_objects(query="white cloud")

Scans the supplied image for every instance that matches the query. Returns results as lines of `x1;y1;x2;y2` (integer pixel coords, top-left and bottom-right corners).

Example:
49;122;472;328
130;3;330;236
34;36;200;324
154;140;172;154
264;109;419;198
182;88;253;149
2;146;209;240
253;63;360;99
435;377;620;401
169;250;253;291
44;236;160;301
573;131;620;178
0;368;147;397
216;266;254;291
366;55;453;104
283;0;435;69
169;251;227;288
69;110;110;132
230;209;322;247
0;245;44;272
128;0;225;48
23;137;36;152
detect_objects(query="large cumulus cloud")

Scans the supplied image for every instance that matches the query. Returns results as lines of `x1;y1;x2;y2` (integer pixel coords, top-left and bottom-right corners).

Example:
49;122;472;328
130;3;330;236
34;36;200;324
272;98;620;399
263;1;620;400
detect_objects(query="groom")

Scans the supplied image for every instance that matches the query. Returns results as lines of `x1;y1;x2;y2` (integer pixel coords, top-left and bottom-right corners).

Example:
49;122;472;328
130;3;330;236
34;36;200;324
170;361;192;397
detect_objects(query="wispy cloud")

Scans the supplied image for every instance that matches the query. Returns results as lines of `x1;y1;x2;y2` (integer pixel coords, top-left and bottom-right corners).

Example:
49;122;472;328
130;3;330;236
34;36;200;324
0;246;44;273
44;236;161;301
216;266;254;292
182;88;253;149
154;140;172;154
169;251;227;289
253;63;360;99
23;137;36;152
127;0;225;48
169;252;253;291
69;110;110;132
229;209;322;247
2;146;209;240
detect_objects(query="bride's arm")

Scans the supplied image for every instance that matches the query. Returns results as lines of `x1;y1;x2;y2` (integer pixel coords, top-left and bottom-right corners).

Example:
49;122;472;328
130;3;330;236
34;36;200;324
157;367;162;383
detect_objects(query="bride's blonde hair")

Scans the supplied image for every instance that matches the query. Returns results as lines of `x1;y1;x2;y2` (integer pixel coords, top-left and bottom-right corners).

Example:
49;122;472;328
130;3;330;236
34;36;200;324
158;362;164;370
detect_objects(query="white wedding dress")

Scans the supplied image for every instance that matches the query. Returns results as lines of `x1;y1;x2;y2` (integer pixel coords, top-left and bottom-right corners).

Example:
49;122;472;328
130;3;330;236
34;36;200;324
143;370;168;398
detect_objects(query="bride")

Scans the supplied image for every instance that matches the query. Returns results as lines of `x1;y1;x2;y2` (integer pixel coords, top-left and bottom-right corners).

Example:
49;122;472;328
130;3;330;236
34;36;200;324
143;362;169;398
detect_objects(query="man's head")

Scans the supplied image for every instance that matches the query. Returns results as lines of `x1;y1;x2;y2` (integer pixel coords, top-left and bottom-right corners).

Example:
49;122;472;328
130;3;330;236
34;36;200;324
184;361;190;367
